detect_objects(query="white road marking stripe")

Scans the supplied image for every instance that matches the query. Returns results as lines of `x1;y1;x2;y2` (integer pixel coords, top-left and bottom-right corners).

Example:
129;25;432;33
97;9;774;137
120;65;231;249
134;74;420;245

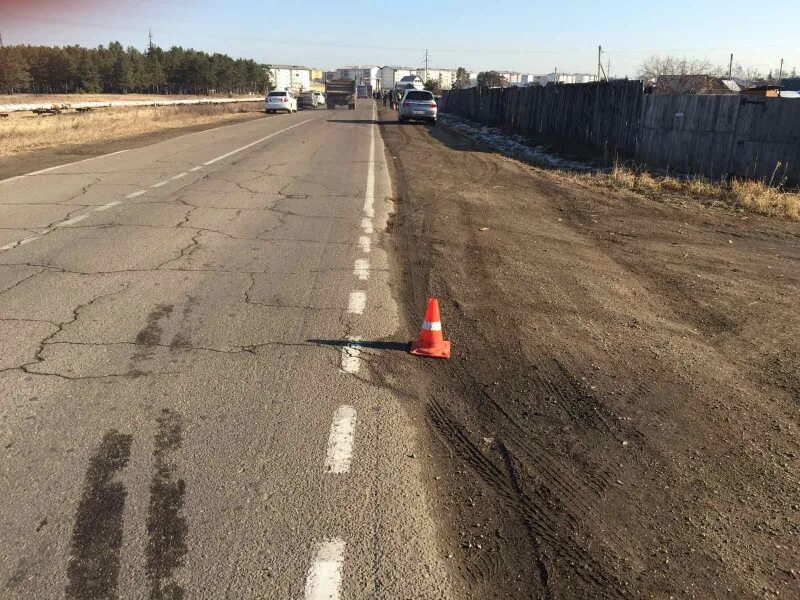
94;201;121;211
347;291;366;314
56;214;88;227
305;539;346;600
358;236;371;253
152;180;169;188
361;217;373;233
340;337;361;374
126;190;146;198
353;258;369;280
0;150;130;184
203;119;315;166
422;320;442;331
189;166;203;172
363;105;376;218
324;406;356;474
171;172;187;180
0;236;38;251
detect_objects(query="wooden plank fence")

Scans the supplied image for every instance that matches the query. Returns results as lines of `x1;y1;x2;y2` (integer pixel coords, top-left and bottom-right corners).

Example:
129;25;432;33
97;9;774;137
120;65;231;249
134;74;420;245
442;83;800;186
638;94;800;186
441;80;644;156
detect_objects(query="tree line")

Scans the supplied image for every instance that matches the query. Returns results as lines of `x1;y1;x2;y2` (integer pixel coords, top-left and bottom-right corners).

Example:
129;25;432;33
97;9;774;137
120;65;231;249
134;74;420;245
0;42;272;95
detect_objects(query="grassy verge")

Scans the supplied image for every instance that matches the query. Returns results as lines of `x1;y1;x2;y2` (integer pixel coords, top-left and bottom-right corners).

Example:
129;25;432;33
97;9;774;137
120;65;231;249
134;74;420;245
0;93;257;104
588;164;800;221
0;103;263;156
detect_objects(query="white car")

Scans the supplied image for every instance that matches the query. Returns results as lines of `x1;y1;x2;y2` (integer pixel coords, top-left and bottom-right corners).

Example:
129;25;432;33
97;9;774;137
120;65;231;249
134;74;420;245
265;90;297;114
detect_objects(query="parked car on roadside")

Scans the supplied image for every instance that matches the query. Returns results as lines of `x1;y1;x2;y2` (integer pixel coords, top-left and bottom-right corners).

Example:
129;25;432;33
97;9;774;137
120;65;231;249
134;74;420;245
298;91;325;109
397;89;437;124
265;90;297;114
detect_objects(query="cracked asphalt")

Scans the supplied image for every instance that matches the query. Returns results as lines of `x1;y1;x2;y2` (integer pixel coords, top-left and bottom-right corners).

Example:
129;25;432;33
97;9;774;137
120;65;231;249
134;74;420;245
0;106;453;598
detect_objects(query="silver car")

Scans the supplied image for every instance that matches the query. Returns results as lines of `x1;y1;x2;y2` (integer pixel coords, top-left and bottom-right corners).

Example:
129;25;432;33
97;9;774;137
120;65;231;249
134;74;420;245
398;90;437;124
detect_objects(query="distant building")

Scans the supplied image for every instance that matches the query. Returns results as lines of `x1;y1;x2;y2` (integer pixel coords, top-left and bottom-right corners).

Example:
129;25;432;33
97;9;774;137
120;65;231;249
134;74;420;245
780;77;800;91
379;66;415;91
310;69;325;91
416;68;457;90
335;66;380;92
742;85;780;97
268;65;312;92
653;75;739;95
396;74;424;90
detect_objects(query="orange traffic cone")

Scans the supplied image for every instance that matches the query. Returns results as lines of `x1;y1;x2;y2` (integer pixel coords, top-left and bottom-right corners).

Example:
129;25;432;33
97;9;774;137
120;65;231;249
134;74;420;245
410;298;451;359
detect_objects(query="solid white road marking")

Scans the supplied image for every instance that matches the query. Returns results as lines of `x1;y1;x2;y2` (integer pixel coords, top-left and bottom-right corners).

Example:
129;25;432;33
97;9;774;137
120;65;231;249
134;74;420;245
126;190;146;198
171;172;187;180
189;166;203;172
360;217;373;233
363;105;376;218
340;337;361;374
203;119;315;166
56;214;88;227
347;291;366;314
325;406;357;474
358;236;371;253
353;258;369;281
94;201;121;211
0;236;38;251
305;538;346;600
152;180;169;188
0;150;130;184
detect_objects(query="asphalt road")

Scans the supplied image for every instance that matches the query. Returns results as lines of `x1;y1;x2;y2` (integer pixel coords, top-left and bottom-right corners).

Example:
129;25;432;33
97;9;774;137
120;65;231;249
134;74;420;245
0;105;453;598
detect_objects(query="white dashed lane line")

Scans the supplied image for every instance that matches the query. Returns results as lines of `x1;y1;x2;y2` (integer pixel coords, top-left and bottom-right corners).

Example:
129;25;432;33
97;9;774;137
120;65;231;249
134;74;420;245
203;118;315;166
340;337;361;374
305;538;345;600
171;172;187;180
0;236;38;251
151;180;169;188
189;166;203;172
324;406;356;474
94;201;121;212
126;190;146;198
347;291;366;315
360;217;373;234
358;236;371;253
353;258;369;281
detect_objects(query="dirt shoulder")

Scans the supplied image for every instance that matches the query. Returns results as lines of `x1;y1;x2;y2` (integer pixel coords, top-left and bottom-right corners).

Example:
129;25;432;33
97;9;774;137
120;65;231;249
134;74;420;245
0;108;268;181
377;106;800;599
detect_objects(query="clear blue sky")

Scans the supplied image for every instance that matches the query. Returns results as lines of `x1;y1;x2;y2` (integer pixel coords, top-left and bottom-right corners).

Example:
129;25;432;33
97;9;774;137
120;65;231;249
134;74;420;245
2;0;799;77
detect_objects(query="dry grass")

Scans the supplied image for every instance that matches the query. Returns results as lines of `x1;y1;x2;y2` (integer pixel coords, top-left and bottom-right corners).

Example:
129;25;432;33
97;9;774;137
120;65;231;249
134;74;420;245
0;93;257;104
589;163;800;221
0;103;263;155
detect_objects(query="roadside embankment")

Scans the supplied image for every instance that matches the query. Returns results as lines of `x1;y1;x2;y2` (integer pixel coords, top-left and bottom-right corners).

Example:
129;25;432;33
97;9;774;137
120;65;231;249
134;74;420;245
0;102;266;157
378;106;800;599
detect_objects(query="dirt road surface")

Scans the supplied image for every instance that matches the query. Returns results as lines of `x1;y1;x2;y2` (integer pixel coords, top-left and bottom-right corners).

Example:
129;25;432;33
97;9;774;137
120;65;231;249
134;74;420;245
377;106;799;599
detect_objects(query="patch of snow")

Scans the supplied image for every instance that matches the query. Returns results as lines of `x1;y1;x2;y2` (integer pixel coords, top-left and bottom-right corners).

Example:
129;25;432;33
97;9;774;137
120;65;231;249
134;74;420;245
439;113;593;172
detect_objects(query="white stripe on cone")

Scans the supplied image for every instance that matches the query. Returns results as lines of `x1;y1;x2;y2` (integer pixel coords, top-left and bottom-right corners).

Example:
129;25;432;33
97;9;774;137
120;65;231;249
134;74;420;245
422;320;442;331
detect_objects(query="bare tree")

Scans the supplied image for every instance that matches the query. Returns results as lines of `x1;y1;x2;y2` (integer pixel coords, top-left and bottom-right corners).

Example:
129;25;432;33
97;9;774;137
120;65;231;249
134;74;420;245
637;55;721;83
731;63;764;88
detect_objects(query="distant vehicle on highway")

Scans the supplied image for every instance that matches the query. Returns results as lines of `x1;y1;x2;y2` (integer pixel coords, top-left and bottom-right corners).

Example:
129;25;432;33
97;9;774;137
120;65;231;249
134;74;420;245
298;91;325;109
265;90;297;114
325;78;356;110
398;89;437;124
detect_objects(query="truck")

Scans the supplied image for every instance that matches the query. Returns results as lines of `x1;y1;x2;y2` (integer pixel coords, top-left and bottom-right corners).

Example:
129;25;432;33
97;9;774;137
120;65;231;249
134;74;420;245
325;78;356;110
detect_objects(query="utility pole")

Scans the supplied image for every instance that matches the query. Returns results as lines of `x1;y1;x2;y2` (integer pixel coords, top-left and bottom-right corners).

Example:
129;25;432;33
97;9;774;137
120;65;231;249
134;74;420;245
597;45;601;82
728;53;733;79
424;49;429;82
0;31;4;48
778;57;784;97
148;28;154;51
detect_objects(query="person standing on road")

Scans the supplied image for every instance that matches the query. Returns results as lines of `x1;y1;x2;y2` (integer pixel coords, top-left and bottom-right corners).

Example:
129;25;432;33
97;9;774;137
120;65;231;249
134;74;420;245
382;91;388;107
